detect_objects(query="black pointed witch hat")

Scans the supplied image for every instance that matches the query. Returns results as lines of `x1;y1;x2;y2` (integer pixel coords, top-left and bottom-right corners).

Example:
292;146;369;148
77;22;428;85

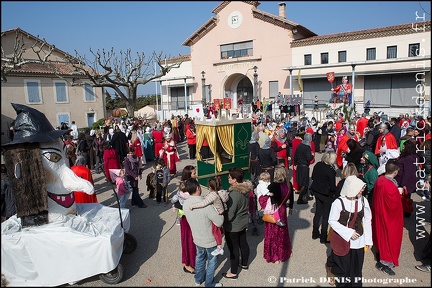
2;103;69;146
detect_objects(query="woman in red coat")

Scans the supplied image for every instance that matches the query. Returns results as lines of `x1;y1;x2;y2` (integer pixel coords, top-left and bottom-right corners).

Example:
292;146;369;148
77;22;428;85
186;124;197;160
130;130;143;169
152;123;165;159
103;142;121;183
70;156;98;203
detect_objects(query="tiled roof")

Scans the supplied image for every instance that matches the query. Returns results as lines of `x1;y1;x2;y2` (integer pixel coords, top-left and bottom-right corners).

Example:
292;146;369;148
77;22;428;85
182;18;218;46
251;7;316;37
7;61;93;77
165;54;191;64
291;21;432;47
1;27;78;61
212;1;259;14
183;1;316;47
2;27;95;78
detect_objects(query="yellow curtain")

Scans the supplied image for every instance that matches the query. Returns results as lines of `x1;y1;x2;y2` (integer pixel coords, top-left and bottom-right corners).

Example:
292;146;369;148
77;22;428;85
196;125;233;173
196;125;204;161
216;125;234;172
196;126;220;170
203;126;220;171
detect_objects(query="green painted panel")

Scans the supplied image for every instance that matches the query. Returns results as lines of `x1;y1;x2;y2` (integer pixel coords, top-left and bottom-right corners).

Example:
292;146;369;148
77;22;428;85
197;161;215;175
234;122;252;157
196;119;252;190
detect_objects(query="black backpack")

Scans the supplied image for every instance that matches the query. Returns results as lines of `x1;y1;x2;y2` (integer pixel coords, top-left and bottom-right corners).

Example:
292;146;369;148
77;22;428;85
156;168;164;184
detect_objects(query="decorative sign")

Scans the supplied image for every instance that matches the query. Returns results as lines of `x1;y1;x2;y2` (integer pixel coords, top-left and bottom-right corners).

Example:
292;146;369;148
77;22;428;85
223;98;232;109
326;72;335;84
214;99;221;110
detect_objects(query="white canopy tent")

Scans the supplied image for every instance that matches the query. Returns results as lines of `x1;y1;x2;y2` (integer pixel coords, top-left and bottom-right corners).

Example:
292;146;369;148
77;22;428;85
134;105;157;120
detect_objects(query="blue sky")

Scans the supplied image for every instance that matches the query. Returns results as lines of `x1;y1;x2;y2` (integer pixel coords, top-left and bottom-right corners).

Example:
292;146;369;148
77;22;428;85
2;1;431;96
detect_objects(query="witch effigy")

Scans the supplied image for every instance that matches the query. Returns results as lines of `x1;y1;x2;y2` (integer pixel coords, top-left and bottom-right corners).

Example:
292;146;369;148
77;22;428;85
1;103;130;286
2;103;95;225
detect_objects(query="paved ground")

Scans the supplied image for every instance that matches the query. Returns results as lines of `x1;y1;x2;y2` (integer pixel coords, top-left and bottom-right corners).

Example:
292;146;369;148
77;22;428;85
70;141;431;287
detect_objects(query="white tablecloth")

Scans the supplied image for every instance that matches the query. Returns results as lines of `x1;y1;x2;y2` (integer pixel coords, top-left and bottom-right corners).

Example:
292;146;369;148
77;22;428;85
1;203;130;286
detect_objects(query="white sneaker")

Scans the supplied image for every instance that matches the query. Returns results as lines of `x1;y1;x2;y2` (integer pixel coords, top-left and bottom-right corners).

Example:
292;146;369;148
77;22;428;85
214;283;223;287
211;247;224;256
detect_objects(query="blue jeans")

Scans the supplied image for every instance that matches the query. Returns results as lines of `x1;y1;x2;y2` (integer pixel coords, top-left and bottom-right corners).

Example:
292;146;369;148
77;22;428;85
194;245;218;287
119;192;130;208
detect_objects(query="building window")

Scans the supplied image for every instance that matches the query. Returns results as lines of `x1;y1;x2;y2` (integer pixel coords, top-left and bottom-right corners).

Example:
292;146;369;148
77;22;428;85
57;113;70;127
409;43;420;57
25;80;42;103
269;81;278;99
220;41;253;59
54;81;68;103
84;83;95;101
387;46;397;59
366;48;376;60
170;86;190;110
304;54;312;65
321;52;329;64
338;51;347;63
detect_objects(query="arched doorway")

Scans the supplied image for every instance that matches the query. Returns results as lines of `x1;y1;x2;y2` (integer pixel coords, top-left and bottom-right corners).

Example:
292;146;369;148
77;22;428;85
224;74;253;110
236;77;253;106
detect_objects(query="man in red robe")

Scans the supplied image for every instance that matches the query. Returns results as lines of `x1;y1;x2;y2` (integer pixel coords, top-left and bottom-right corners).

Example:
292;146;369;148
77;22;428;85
372;159;403;275
375;123;399;166
336;125;358;168
356;113;369;138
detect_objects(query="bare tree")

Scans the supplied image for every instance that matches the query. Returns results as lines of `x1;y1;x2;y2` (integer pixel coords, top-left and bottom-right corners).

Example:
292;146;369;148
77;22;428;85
67;48;183;116
1;30;55;82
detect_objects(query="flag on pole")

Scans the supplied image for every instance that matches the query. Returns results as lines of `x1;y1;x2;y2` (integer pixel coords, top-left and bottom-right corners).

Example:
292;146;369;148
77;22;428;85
298;69;303;92
326;72;335;84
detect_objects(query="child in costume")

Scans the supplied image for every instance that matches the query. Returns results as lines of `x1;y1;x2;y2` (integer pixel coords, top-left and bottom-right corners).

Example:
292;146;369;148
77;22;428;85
116;169;132;208
256;172;285;226
152;158;171;205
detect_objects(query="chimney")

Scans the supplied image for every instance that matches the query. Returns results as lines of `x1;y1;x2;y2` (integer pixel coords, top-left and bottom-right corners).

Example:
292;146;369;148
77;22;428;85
278;2;286;19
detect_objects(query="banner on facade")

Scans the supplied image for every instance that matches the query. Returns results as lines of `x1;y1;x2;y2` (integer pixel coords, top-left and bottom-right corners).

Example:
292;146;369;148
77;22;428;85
298;69;303;92
190;104;204;120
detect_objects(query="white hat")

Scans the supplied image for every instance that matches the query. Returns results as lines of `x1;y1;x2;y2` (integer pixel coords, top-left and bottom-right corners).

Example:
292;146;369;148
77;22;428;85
340;176;366;198
90;129;96;136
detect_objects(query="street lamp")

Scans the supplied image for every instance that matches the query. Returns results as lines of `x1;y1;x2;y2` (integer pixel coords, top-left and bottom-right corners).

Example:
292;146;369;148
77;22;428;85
201;71;206;106
253;66;258;102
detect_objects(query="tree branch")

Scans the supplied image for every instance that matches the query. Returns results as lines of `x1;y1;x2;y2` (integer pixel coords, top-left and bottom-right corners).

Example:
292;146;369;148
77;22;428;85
1;30;55;82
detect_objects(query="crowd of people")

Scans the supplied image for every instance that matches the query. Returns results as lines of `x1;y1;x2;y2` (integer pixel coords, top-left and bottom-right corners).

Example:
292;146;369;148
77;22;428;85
245;110;431;284
2;107;431;287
